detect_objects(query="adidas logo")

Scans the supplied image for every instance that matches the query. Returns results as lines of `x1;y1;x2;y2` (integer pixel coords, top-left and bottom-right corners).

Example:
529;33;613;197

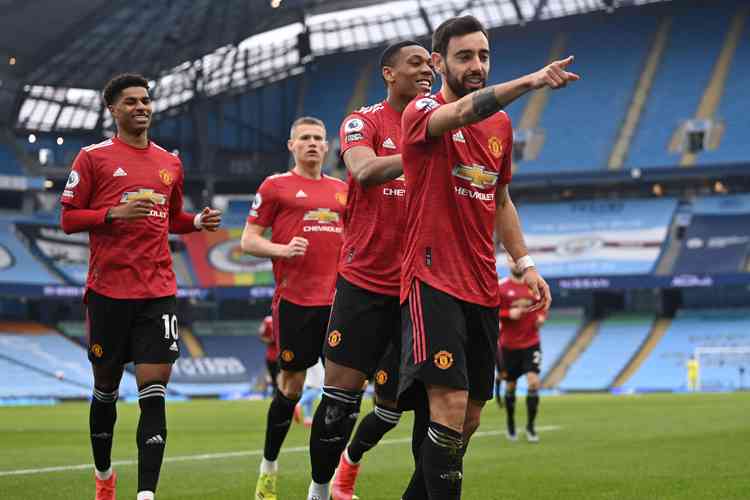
295;190;308;198
382;137;396;149
452;130;465;143
113;167;127;177
145;434;165;445
169;341;178;352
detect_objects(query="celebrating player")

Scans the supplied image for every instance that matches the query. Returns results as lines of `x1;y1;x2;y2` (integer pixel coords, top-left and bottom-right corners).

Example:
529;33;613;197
306;41;434;500
60;73;222;500
241;116;347;500
498;257;547;443
399;15;575;499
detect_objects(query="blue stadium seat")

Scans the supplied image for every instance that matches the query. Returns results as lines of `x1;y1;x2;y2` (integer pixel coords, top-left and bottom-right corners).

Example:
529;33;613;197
626;3;735;168
0;144;25;175
559;314;652;391
0;221;62;285
518;13;657;173
624;309;750;392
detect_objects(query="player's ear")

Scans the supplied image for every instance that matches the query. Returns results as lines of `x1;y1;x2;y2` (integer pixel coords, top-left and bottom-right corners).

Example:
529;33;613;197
382;66;394;85
287;138;294;152
431;52;443;74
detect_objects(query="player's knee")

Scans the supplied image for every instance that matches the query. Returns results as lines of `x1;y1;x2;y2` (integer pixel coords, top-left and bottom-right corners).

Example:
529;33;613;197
319;386;362;437
278;370;305;398
427;390;467;433
463;413;481;439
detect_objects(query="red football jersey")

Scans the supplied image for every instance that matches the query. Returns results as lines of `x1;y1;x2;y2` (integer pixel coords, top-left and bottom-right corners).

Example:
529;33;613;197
247;170;347;306
498;277;542;350
338;101;406;296
260;315;278;362
60;137;187;299
400;92;513;307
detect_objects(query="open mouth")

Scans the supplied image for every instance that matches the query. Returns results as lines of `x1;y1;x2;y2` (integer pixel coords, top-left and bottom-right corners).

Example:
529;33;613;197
133;114;150;124
416;79;432;91
464;77;484;89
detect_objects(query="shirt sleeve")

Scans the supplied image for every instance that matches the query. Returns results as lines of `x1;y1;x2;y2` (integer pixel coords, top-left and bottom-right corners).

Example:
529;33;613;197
247;177;279;228
169;160;199;234
339;113;378;156
402;95;442;148
60;149;94;209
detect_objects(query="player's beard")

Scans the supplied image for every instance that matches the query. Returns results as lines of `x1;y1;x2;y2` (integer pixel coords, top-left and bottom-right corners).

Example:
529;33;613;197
444;63;484;98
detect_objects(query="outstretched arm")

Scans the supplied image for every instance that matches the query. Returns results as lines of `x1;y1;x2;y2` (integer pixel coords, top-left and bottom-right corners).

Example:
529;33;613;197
427;56;580;137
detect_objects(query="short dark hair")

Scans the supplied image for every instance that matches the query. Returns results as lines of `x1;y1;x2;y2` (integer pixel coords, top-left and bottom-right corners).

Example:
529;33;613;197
432;15;488;56
102;73;149;106
380;40;422;69
290;116;326;138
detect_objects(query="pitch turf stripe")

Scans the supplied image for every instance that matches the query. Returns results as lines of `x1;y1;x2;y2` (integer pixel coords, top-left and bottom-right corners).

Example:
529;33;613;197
0;425;562;477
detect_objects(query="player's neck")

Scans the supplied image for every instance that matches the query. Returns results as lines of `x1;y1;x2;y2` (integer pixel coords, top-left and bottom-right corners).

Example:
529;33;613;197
440;82;460;104
386;93;411;113
510;274;524;283
292;163;323;180
116;129;149;149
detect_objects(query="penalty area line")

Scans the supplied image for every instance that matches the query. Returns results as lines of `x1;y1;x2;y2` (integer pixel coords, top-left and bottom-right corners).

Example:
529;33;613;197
0;425;562;477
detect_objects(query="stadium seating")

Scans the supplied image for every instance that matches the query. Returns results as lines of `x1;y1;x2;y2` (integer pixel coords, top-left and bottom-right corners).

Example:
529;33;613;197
0;326;138;398
515;12;658;173
626;3;736;168
0;144;25;175
0;220;62;285
558;314;653;391
623;309;750;392
672;194;750;275
512;198;677;277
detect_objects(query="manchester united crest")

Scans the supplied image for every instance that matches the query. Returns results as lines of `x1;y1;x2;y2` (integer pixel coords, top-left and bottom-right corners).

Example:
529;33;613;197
327;330;342;348
488;137;503;159
375;370;388;385
91;344;104;358
159;169;174;186
281;350;295;362
335;192;347;206
434;350;454;370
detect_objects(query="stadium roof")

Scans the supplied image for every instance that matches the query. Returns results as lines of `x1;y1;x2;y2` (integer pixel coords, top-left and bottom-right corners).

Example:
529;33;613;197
7;0;672;132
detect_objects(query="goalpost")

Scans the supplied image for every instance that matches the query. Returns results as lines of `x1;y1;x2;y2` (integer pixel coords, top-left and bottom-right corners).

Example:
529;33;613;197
694;346;750;392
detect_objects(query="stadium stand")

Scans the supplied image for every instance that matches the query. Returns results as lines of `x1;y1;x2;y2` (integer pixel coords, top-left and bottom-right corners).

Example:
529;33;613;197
623;309;750;392
512;198;678;277
0;143;25;175
302;51;363;135
558;314;654;391
0;220;62;285
672;194;750;275
0;323;138;398
626;2;736;168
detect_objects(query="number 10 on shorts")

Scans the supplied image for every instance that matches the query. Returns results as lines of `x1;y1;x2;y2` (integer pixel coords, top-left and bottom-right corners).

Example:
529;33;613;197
162;314;179;340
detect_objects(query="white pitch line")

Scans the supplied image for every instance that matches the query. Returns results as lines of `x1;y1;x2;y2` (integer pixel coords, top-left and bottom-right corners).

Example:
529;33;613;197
0;425;561;477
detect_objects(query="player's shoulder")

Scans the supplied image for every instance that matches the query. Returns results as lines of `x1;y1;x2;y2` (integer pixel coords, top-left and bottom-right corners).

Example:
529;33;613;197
498;277;511;288
259;171;293;190
81;138;115;155
323;174;347;187
342;104;381;134
408;93;440;112
150;141;182;161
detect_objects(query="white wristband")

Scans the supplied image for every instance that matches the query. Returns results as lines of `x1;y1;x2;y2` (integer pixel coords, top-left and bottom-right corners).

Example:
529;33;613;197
516;255;535;271
193;213;203;230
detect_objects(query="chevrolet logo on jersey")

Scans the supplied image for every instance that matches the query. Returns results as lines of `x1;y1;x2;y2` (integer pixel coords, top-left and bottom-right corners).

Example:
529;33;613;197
303;208;339;224
121;189;167;205
452;164;498;189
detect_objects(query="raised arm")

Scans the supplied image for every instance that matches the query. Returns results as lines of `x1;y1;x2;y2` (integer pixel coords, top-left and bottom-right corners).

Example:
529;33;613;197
427;56;579;138
344;147;403;188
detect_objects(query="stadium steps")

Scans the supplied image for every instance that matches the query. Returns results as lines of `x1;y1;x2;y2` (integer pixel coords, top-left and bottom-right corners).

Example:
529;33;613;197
541;318;600;389
610;317;672;388
653;205;686;275
608;17;672;170
680;5;749;167
0;321;52;334
180;326;205;358
346;60;376;114
511;32;567;172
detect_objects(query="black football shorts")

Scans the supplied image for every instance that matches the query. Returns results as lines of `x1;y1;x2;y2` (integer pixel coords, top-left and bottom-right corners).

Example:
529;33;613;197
273;296;330;371
500;343;542;382
85;288;180;366
399;279;499;403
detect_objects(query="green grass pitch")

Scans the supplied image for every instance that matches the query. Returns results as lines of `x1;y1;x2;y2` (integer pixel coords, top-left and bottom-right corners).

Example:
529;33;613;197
1;392;749;499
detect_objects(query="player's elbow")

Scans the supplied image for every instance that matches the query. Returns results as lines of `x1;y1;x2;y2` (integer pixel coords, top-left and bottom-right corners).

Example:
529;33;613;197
240;233;260;256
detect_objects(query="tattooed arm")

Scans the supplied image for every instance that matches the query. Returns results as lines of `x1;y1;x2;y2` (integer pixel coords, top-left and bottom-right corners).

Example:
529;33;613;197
427;56;580;138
